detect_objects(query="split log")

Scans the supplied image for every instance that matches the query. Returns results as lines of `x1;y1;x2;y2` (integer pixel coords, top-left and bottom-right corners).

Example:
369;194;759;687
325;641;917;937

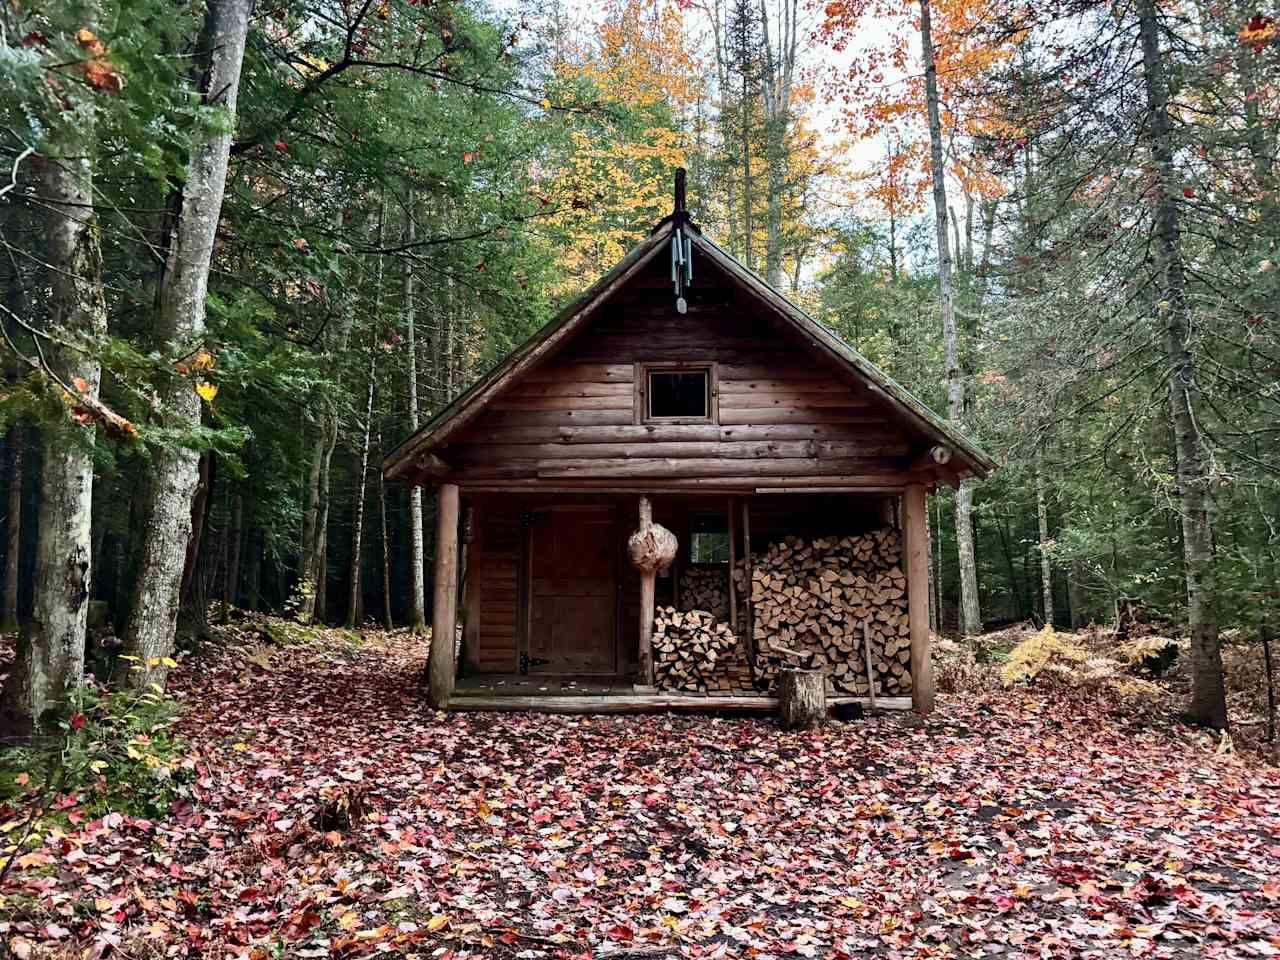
735;529;912;697
777;668;826;729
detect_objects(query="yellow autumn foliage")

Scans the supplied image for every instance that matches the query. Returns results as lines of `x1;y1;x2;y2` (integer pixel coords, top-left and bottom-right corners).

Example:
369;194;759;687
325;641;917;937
543;0;701;293
1001;626;1165;699
1000;626;1090;685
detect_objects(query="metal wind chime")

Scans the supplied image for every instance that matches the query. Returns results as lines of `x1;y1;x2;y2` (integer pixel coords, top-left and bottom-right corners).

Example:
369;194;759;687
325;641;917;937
670;168;693;314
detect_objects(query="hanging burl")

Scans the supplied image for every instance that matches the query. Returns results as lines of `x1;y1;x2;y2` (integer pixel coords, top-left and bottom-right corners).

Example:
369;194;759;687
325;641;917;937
628;496;677;574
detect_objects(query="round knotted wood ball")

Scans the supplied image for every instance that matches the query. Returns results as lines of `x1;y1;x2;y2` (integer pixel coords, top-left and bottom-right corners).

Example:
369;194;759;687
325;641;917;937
628;523;677;575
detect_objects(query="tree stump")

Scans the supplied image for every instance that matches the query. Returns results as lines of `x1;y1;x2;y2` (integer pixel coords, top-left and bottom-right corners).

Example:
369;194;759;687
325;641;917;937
777;668;826;729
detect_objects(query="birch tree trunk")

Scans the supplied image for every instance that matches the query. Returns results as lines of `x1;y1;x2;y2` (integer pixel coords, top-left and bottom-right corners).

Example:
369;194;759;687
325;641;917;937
299;415;337;621
1137;0;1226;728
3;427;21;629
347;346;375;628
759;0;798;288
227;490;244;611
1036;465;1053;626
1;100;107;729
123;0;252;688
404;211;427;633
920;0;981;635
378;427;393;631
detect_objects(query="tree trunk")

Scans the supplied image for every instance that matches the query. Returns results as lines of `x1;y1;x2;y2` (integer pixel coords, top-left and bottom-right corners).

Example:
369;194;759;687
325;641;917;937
2;427;21;629
1137;0;1225;728
123;0;252;688
378;429;393;631
1036;466;1053;626
347;349;375;628
777;668;825;729
740;63;756;273
404;211;427;633
226;490;244;613
245;528;262;612
920;0;981;636
178;452;213;609
1;93;108;729
758;0;797;288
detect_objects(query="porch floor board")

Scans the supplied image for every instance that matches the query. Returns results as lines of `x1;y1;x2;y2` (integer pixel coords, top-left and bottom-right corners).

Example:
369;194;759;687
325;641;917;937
448;688;912;715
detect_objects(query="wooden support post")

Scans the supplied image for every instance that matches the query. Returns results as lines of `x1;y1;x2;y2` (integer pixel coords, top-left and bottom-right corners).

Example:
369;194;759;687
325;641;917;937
628;495;676;690
639;572;656;686
861;619;878;710
461;504;480;676
903;483;934;713
637;496;656;687
428;483;460;709
742;498;756;663
727;497;738;632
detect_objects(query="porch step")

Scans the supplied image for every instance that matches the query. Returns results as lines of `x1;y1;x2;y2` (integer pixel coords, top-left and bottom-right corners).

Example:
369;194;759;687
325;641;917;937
446;693;912;715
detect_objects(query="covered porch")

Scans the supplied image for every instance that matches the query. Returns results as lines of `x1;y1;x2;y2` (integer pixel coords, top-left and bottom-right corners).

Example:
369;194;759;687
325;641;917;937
426;484;934;715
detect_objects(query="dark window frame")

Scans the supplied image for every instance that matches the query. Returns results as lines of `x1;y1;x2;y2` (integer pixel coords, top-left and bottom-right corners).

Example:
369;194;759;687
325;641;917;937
635;362;718;425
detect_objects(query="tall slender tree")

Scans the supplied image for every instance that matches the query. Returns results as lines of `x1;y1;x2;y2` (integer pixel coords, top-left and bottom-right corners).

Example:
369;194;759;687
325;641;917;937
1136;0;1226;728
123;0;252;686
920;0;982;635
1;11;108;726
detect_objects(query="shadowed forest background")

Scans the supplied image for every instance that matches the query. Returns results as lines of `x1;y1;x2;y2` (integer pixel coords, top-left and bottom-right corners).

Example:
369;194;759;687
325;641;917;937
0;0;1277;732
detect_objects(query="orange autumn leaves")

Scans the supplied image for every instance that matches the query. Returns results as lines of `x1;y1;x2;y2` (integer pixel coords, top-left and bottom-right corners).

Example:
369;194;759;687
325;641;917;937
74;28;124;93
821;0;1016;212
59;348;218;437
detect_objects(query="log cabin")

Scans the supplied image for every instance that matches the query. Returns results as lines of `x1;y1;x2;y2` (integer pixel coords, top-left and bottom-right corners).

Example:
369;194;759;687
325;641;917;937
383;171;994;715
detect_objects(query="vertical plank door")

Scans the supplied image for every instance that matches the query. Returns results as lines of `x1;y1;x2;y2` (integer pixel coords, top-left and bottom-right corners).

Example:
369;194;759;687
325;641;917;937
528;506;618;674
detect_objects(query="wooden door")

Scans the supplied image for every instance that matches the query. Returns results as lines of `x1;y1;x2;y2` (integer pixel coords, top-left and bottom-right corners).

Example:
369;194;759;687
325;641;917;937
527;506;617;675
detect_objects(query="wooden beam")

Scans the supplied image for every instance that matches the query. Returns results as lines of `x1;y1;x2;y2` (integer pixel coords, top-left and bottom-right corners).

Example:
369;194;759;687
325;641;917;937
727;497;738;632
903;483;934;713
742;497;757;668
415;453;452;477
448;693;913;714
460;503;480;676
909;445;953;471
637;496;656;686
429;483;461;708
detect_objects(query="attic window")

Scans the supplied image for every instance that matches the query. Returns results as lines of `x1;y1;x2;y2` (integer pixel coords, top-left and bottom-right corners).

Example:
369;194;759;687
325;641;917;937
646;368;711;421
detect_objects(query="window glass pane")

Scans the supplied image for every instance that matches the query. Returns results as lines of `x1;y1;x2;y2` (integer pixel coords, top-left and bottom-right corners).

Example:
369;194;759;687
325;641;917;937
649;371;708;418
691;532;729;564
689;512;728;564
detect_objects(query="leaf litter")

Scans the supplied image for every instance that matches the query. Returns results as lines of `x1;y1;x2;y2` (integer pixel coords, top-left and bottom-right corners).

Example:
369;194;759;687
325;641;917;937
1;623;1277;959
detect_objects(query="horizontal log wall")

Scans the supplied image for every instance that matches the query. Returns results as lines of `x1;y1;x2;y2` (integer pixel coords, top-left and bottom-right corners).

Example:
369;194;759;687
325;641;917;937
442;276;918;487
474;507;521;673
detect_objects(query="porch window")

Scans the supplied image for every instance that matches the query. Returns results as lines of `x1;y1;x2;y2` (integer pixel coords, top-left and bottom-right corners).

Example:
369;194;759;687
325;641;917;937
645;367;712;421
689;512;729;564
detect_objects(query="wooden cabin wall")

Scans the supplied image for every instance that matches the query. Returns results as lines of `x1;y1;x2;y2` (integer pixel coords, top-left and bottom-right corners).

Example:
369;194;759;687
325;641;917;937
468;501;521;673
439;261;917;487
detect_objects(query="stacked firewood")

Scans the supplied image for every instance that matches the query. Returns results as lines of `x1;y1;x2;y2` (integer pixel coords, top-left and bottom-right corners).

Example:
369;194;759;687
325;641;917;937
678;567;730;621
652;606;741;693
736;530;913;697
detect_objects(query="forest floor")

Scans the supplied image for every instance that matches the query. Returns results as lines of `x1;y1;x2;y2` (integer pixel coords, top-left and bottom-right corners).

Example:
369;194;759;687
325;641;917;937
1;615;1279;960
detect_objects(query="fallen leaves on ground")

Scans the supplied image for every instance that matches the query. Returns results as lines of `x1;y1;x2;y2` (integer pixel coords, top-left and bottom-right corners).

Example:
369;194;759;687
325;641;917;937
1;623;1278;959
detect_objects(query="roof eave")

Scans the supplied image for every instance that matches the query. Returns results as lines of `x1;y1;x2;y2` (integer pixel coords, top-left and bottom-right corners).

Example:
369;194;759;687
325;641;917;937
689;233;997;479
381;229;672;481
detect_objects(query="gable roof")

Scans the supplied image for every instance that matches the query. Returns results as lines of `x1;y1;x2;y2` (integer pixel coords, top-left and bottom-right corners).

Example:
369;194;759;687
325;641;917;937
383;222;996;484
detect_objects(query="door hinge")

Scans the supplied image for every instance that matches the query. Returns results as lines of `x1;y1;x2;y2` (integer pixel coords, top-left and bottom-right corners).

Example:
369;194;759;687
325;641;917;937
519;652;551;674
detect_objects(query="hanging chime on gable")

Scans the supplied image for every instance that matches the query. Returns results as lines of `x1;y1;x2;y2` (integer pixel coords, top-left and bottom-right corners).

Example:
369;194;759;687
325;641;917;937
670;168;693;314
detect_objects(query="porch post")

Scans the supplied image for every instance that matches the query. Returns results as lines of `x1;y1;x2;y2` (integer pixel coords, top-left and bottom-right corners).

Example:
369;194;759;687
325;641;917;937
637;497;656;687
429;483;460;708
903;483;935;713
